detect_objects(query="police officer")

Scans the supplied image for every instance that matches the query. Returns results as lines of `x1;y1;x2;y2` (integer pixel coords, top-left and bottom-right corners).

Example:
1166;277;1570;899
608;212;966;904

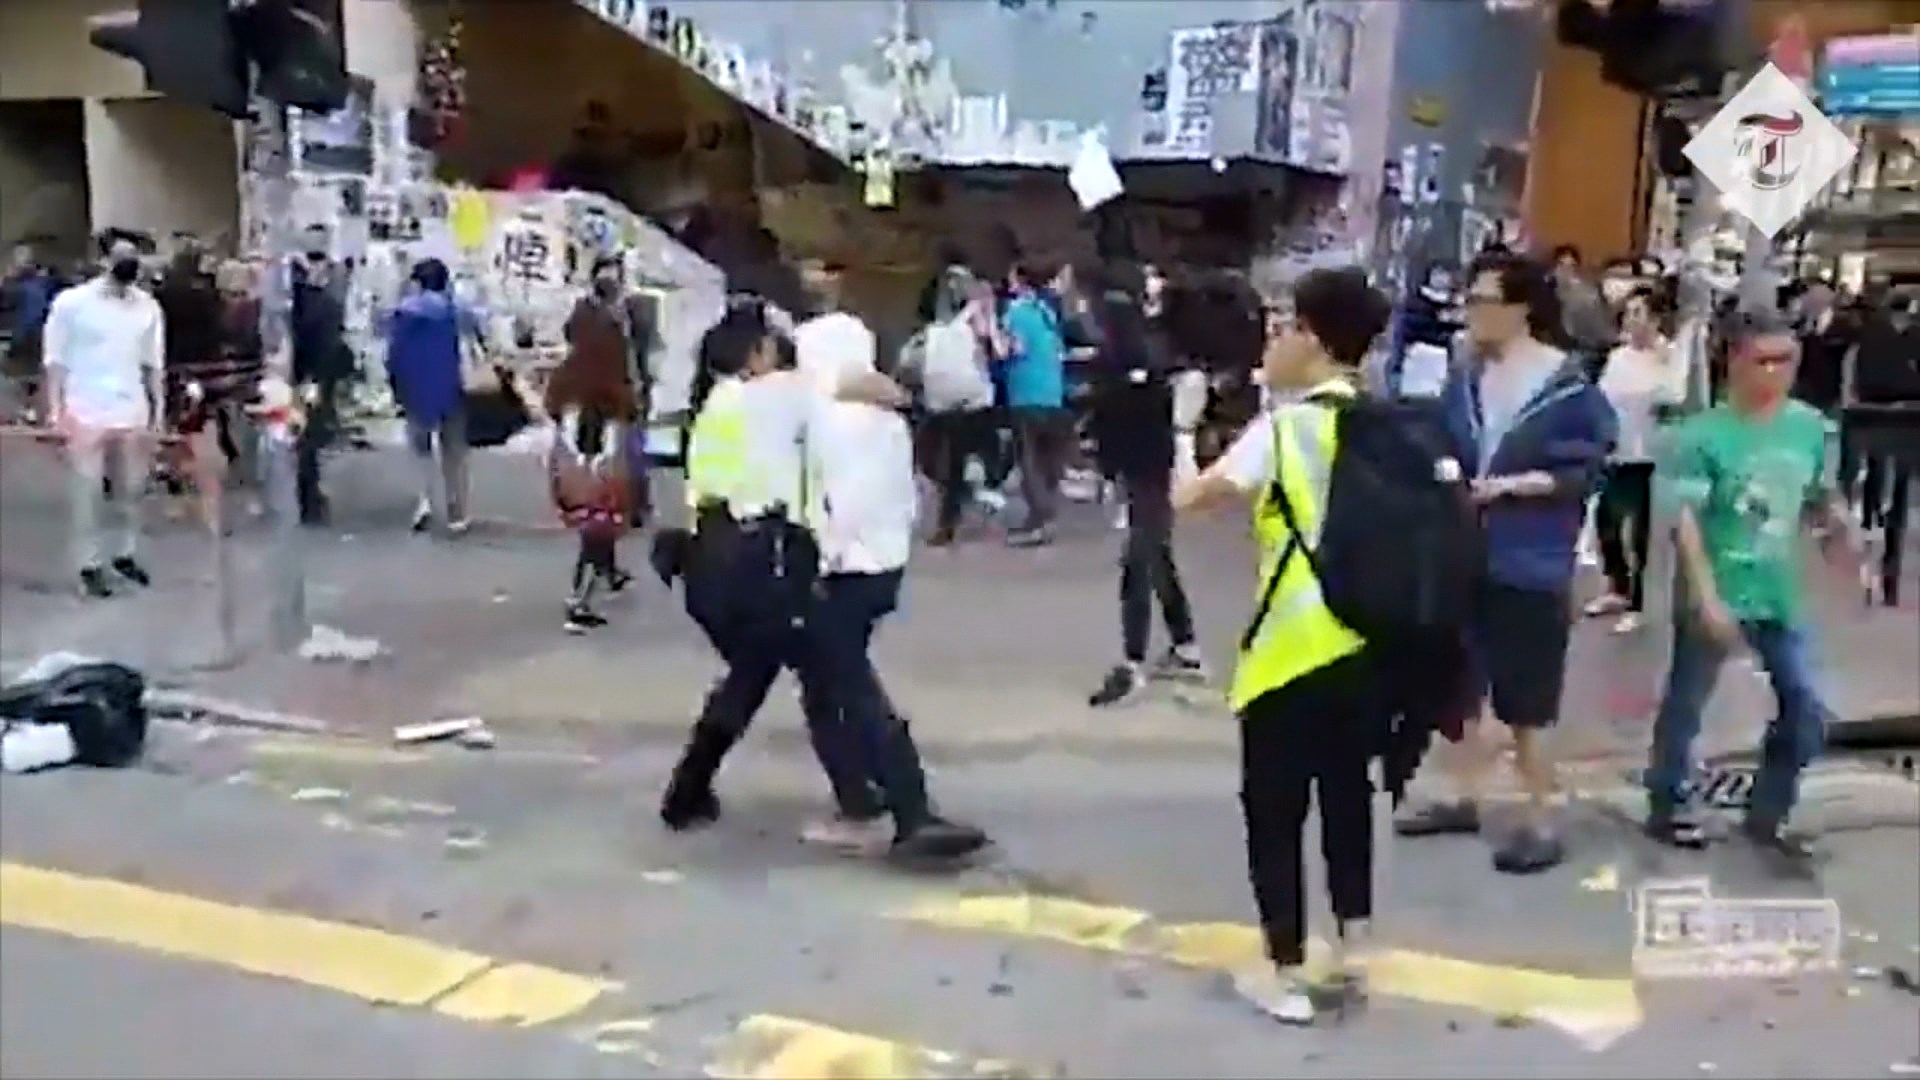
1173;268;1393;1026
656;308;852;828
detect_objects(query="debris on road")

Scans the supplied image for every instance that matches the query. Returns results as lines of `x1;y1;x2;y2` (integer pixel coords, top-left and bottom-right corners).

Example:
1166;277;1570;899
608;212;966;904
289;786;347;803
298;624;386;663
144;689;330;734
1580;864;1621;892
393;717;491;746
1;653;148;773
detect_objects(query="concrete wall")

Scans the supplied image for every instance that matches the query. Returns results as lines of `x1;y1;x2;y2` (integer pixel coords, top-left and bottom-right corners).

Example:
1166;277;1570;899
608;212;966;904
0;102;91;255
80;98;240;245
0;0;148;103
0;0;423;249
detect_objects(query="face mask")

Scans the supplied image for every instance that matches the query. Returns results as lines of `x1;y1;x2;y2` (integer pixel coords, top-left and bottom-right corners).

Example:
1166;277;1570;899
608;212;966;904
595;279;619;298
109;258;140;284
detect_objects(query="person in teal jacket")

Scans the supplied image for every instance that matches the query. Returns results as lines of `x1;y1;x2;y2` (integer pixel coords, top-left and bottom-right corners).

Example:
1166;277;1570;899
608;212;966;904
1001;260;1071;545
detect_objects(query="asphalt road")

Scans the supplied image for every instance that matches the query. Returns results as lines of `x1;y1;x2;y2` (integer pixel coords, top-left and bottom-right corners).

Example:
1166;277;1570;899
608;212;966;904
2;719;1916;1079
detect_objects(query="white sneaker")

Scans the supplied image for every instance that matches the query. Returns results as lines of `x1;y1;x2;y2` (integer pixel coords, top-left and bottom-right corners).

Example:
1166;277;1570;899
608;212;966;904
445;517;471;536
1611;612;1642;634
975;488;1008;514
1233;965;1315;1025
799;815;890;856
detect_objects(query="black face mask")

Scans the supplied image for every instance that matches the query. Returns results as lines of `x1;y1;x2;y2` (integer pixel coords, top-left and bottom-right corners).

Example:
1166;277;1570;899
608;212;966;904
594;279;619;299
109;258;140;284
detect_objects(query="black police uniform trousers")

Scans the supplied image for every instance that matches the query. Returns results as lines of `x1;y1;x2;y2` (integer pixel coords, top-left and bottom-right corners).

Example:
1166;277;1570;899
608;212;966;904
664;511;874;817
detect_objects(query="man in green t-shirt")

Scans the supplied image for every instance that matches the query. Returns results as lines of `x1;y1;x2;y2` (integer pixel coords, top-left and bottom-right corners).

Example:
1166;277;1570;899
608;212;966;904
1647;311;1871;858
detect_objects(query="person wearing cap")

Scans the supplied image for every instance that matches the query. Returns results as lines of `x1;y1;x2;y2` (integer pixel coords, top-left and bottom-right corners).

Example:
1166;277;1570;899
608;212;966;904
1647;309;1870;857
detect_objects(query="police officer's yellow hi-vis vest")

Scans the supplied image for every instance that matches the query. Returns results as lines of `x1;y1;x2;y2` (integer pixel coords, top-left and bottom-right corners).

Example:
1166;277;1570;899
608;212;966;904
685;379;750;516
1229;382;1366;713
684;377;817;525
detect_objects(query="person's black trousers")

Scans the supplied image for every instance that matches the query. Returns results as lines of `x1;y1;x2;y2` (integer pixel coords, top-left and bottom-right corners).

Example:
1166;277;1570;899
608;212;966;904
923;408;992;535
1119;475;1195;663
801;570;933;829
1239;652;1379;968
666;520;869;818
296;379;338;523
1595;460;1654;611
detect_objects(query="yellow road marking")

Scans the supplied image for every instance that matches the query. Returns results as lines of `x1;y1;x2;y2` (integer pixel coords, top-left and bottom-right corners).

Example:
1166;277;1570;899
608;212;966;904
0;862;616;1026
707;1014;1023;1079
898;894;1641;1050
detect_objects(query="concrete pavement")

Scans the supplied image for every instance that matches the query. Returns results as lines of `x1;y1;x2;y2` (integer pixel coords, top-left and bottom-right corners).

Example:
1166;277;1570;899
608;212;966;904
4;443;1915;772
2;719;1917;1078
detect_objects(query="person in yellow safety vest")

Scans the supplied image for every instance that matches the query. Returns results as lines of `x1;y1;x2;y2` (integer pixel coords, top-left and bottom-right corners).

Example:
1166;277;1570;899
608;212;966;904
1172;267;1395;1026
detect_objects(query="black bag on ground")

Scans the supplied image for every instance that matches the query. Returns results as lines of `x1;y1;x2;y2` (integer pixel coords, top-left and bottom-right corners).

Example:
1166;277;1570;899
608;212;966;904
1270;394;1484;644
0;662;149;767
463;369;531;449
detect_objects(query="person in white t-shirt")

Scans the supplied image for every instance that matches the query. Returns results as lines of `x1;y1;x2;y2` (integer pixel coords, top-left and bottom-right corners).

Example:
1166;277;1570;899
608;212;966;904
43;238;165;598
1586;288;1686;632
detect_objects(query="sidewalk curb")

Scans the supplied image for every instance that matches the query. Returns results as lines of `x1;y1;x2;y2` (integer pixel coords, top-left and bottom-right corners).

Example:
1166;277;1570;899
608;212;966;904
144;689;333;735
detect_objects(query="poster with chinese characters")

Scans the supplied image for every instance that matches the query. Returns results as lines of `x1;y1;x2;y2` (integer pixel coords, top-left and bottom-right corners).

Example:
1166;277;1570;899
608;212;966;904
1162;23;1261;158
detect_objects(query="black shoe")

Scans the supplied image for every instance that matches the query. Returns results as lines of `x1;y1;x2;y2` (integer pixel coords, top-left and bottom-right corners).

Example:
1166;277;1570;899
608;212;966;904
659;778;721;831
78;567;114;599
299;499;330;527
1493;827;1566;875
1644;808;1709;850
410;503;432;533
109;556;151;588
564;604;608;634
606;567;634;594
1088;664;1145;708
891;817;989;862
1740;818;1818;863
925;527;956;548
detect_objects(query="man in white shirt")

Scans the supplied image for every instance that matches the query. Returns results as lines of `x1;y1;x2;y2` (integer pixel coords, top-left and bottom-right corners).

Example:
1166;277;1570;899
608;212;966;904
790;261;988;862
43;238;164;598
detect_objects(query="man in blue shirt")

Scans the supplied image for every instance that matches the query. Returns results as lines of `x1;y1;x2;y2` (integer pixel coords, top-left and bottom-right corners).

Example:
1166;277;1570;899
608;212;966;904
1001;260;1071;545
4;241;63;389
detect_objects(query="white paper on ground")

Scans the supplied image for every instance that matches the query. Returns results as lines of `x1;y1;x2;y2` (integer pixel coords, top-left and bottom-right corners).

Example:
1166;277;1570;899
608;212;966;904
1068;132;1124;212
2;722;77;774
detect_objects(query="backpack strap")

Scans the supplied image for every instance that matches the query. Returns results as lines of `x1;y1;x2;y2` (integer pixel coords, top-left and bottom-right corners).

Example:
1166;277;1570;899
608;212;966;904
1239;404;1336;653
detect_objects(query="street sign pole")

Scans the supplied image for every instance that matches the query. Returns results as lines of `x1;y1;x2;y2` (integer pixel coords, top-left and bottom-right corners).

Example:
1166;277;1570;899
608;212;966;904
246;97;308;651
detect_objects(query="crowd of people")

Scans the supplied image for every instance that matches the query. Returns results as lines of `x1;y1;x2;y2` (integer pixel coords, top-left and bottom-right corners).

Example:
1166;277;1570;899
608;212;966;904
7;220;1915;1029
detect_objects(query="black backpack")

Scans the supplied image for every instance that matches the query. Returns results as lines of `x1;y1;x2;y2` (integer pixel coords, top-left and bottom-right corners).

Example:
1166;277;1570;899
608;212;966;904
1253;394;1484;647
0;661;149;767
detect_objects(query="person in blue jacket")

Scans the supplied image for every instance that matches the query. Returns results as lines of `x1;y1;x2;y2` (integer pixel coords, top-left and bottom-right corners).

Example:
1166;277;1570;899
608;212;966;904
385;258;480;534
1394;251;1617;875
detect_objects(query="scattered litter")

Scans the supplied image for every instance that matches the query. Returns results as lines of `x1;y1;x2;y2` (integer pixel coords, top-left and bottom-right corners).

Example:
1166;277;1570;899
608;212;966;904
491;591;510;604
1853;966;1882;980
588;1018;656;1055
297;624;385;664
444;827;488;856
365;795;455;818
1579;864;1620;893
1494;1013;1531;1029
1698;1064;1717;1074
289;786;347;803
1891;1059;1920;1076
455;725;496;750
394;717;486;745
1844;985;1863;998
145;689;330;734
2;722;76;774
1886;967;1919;996
2;655;148;773
318;812;354;832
